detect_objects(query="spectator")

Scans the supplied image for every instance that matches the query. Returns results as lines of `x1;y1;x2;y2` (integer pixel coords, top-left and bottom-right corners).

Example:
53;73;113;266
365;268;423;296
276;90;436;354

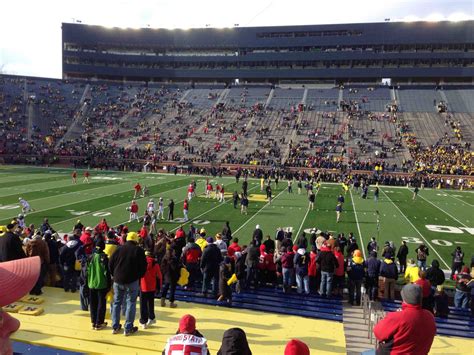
59;233;81;293
109;231;147;336
200;237;222;298
263;235;276;253
245;241;260;289
374;284;436;354
227;238;241;259
0;224;26;262
404;259;420;284
284;339;310;355
396;241;409;273
196;230;208;251
317;243;339;298
415;244;429;271
182;237;202;291
450;246;464;279
454;266;471;309
222;221;232;244
160;248;180;308
333;246;345;297
215;234;228;257
426;259;445;288
433;285;450;318
252;225;263;246
217;328;252;355
367;237;378;254
87;245;111;330
280;246;295;293
294;247;310;294
347;250;365;305
25;232;50;295
308;245;319;293
365;251;381;301
104;231;119;258
163;314;209;355
218;257;233;303
234;251;246;293
379;256;398;300
415;270;433;312
139;250;162;329
44;231;60;286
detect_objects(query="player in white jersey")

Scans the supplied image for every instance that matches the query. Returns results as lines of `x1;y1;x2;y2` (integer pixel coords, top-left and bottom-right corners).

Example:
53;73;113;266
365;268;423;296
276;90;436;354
156;197;165;220
147;199;155;214
18;198;34;214
17;214;26;229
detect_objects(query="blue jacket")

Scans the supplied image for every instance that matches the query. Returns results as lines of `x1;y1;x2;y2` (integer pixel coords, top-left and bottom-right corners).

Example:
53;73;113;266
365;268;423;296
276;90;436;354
366;256;381;278
379;259;398;279
348;258;365;281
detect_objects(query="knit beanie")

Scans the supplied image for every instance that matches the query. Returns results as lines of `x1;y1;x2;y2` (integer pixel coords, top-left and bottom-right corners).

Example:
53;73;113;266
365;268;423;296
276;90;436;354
401;284;422;305
179;314;196;334
284;339;310;355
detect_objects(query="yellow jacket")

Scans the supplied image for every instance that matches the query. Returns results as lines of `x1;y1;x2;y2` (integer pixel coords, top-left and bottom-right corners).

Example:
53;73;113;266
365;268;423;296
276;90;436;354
404;265;420;283
196;237;208;251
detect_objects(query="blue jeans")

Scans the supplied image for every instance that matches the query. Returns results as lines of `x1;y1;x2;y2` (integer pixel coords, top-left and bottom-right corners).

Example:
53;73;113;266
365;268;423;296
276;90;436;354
296;273;310;294
320;271;334;297
454;290;470;309
112;280;139;332
417;260;427;271
282;268;294;288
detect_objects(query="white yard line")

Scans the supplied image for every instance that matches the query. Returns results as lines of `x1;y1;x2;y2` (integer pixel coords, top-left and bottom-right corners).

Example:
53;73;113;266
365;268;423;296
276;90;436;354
294;187;321;243
446;193;474;208
415;189;468;227
1;176;191;222
54;180;194;229
350;188;367;259
380;188;450;269
233;188;287;236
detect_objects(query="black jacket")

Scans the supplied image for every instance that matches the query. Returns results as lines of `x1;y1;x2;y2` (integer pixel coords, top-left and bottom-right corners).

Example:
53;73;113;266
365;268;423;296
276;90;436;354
245;245;260;268
0;232;26;262
171;236;186;260
109;241;147;284
397;244;409;261
317;251;339;273
252;229;263;244
161;254;181;284
200;243;223;272
426;260;445;286
379;260;398;279
217;328;252;355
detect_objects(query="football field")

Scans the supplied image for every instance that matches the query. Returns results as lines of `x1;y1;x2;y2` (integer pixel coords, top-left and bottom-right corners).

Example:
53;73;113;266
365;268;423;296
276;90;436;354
0;165;472;272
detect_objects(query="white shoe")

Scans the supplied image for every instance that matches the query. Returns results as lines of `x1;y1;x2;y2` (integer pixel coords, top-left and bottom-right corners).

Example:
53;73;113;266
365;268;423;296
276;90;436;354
146;319;156;326
140;323;147;329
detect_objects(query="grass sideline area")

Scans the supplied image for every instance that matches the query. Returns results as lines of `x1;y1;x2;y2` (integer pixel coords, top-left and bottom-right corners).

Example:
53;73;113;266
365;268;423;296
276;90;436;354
0;165;473;273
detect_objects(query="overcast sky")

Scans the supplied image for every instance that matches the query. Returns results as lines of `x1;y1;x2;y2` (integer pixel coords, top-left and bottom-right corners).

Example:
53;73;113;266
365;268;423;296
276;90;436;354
0;0;472;78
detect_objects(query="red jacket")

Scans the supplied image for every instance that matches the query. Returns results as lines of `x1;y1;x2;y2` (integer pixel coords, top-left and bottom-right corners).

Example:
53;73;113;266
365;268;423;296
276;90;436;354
227;242;241;258
97;221;109;234
334;250;345;277
176;228;185;239
373;303;436;355
415;278;432;298
80;231;93;255
140;256;162;292
183;243;202;264
130;203;138;213
308;251;318;277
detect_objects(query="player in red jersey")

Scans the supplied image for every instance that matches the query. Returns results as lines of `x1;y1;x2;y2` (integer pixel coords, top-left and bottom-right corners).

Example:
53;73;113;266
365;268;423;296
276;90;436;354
128;200;139;222
134;183;142;198
72;170;77;184
183;199;189;222
83;170;90;184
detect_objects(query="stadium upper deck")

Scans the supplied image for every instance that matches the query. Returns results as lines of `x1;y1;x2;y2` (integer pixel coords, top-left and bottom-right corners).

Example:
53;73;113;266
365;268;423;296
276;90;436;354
62;21;474;83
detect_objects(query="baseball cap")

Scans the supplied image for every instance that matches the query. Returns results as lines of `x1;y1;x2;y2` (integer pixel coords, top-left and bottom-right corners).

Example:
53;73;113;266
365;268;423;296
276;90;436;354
179;314;196;334
0;256;41;307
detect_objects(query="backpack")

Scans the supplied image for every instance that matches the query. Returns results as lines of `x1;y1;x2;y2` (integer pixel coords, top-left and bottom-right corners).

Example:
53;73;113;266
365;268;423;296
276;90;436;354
87;253;108;289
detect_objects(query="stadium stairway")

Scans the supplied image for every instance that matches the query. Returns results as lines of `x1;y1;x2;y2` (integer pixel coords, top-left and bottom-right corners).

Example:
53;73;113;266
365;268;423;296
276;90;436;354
381;299;474;339
172;286;344;322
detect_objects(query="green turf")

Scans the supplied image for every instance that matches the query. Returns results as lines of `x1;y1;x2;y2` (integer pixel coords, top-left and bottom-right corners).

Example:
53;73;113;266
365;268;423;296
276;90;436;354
0;165;472;272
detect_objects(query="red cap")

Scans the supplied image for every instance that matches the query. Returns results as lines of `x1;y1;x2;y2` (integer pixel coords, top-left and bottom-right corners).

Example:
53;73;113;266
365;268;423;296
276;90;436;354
179;314;196;334
284;339;310;355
